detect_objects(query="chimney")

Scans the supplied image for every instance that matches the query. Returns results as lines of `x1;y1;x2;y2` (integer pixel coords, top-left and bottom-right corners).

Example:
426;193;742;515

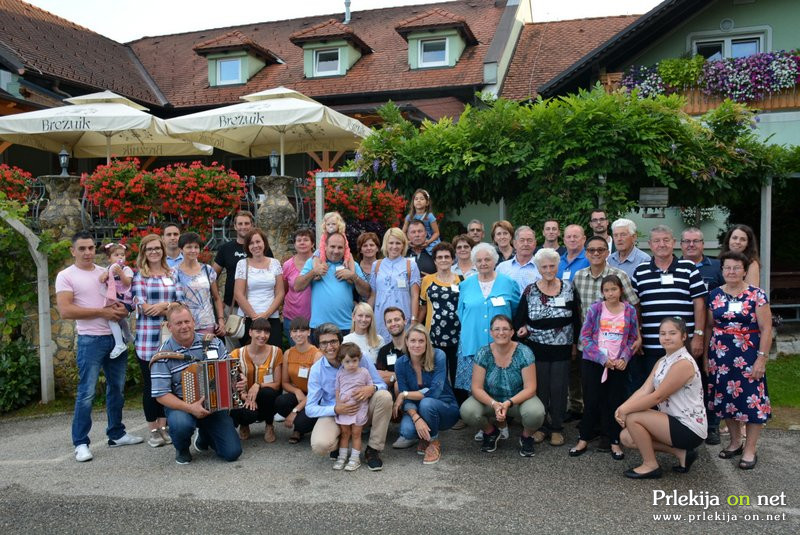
344;0;351;24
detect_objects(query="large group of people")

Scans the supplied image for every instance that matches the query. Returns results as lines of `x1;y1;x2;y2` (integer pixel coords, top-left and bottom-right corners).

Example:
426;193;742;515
56;203;773;478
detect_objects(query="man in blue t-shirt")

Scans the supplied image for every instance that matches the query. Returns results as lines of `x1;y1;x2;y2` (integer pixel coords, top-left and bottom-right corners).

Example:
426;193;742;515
294;232;371;334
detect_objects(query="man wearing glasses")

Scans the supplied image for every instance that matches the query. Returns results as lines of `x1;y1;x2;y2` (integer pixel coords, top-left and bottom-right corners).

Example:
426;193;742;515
467;219;485;244
306;323;392;471
631;225;707;391
680;227;724;292
589;210;612;251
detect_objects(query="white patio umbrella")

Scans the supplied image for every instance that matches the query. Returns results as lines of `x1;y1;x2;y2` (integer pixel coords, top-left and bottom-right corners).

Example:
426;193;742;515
164;86;372;175
0;91;212;163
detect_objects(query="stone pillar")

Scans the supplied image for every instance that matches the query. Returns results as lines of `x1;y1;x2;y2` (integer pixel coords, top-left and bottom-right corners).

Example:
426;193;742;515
37;174;89;394
255;175;298;260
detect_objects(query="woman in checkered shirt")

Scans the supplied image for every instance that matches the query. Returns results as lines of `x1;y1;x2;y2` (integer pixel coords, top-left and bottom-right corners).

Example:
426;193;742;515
132;234;184;448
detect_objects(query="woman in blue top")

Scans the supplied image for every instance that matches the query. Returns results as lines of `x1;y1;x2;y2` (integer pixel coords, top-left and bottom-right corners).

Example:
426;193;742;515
460;315;545;457
455;243;520;395
391;324;459;465
369;228;421;341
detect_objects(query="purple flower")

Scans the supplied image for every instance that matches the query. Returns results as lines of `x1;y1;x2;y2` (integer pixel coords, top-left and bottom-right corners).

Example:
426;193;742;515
391;159;398;173
372;159;380;174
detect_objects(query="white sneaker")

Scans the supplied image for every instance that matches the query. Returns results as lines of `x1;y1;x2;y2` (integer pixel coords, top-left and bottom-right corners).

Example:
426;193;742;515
273;413;286;422
474;430;484;441
108;433;144;447
75;444;93;462
499;426;509;440
392;436;417;449
109;344;127;359
344;455;361;471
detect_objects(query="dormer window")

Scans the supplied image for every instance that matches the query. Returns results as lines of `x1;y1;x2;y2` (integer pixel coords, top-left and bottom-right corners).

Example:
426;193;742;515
193;30;283;87
290;19;372;79
419;38;448;67
314;49;340;77
395;8;478;71
217;57;243;85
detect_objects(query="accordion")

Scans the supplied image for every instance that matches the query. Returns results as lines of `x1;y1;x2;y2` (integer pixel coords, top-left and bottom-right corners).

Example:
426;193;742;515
151;351;245;412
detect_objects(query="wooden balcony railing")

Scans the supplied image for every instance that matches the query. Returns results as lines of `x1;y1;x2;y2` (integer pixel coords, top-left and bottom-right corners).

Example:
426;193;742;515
599;72;800;114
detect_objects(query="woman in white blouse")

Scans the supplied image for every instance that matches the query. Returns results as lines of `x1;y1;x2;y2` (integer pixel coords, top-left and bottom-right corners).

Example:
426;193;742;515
234;228;284;347
343;302;384;364
615;317;707;479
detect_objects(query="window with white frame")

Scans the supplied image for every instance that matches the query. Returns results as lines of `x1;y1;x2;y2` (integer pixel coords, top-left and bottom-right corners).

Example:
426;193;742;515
217;58;243;85
419;38;447;67
314;48;340;76
692;34;764;61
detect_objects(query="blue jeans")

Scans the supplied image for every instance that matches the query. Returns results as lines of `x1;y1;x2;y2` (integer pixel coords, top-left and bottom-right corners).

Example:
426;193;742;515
399;397;460;440
165;408;242;462
72;335;128;446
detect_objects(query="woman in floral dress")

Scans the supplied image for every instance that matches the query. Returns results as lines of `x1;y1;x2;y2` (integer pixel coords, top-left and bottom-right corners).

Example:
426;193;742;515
706;251;773;470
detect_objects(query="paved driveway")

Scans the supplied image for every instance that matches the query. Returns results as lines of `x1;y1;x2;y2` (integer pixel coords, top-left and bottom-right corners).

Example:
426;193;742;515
1;410;798;534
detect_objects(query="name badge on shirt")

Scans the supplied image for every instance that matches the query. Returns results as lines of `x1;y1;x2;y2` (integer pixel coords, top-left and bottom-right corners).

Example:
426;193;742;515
660;273;674;285
397;277;407;288
206;349;219;360
335;265;345;272
562;271;571;281
263;374;273;384
600;347;609;356
386;353;397;366
162;276;174;286
728;301;743;313
451;284;460;293
490;296;506;307
553;297;566;307
298;367;310;379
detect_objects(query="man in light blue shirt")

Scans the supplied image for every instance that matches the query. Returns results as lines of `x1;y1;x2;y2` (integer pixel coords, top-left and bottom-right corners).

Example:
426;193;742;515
294;233;371;333
608;218;650;280
557;224;589;281
496;226;541;292
306;323;392;471
162;222;184;268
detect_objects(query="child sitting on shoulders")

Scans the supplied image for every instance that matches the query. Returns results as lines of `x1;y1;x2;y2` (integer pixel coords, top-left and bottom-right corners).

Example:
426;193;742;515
313;211;355;271
401;188;440;254
98;242;134;359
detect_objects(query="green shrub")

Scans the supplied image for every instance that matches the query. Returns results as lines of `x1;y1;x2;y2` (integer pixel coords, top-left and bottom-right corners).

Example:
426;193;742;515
658;55;705;89
0;338;40;412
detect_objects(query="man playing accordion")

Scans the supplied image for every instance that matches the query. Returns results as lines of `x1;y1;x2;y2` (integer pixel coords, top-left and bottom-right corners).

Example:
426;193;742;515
150;304;242;464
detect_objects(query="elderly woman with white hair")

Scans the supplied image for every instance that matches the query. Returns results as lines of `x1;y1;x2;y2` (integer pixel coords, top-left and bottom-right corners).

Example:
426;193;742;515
369;227;421;341
608;218;651;281
455;243;520;417
513;247;581;447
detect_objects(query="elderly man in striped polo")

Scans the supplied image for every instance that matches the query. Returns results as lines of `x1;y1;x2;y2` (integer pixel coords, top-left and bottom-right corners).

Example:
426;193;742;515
630;225;707;392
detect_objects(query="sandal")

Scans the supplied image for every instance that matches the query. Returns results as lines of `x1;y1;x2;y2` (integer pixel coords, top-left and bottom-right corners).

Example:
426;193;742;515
719;444;744;459
739;455;758;470
264;425;276;443
288;431;302;444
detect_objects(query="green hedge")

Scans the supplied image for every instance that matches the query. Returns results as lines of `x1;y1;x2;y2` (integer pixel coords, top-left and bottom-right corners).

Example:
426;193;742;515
0;338;40;412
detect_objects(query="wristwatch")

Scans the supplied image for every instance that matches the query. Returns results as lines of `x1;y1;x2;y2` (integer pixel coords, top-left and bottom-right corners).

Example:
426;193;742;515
390;374;396;383
401;391;408;399
292;408;299;414
693;329;704;336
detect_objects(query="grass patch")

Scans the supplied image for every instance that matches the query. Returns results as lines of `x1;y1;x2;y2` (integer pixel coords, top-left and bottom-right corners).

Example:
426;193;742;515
768;354;800;407
0;387;142;420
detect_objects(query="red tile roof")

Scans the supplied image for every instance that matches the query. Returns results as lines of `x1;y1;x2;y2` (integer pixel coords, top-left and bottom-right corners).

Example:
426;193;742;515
193;30;282;64
129;0;504;109
0;0;164;105
395;7;477;45
288;18;370;54
501;15;640;101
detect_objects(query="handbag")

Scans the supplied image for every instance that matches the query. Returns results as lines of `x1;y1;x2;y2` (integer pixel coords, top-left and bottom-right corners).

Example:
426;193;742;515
225;258;248;339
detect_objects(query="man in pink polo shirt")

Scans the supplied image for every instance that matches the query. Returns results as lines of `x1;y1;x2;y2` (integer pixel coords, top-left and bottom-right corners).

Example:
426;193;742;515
56;231;143;462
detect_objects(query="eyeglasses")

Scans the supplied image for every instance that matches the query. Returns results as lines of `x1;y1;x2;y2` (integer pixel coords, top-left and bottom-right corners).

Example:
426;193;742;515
144;247;163;253
590;217;607;223
586;248;608;255
435;256;452;261
318;339;340;347
680;239;703;245
491;327;513;333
